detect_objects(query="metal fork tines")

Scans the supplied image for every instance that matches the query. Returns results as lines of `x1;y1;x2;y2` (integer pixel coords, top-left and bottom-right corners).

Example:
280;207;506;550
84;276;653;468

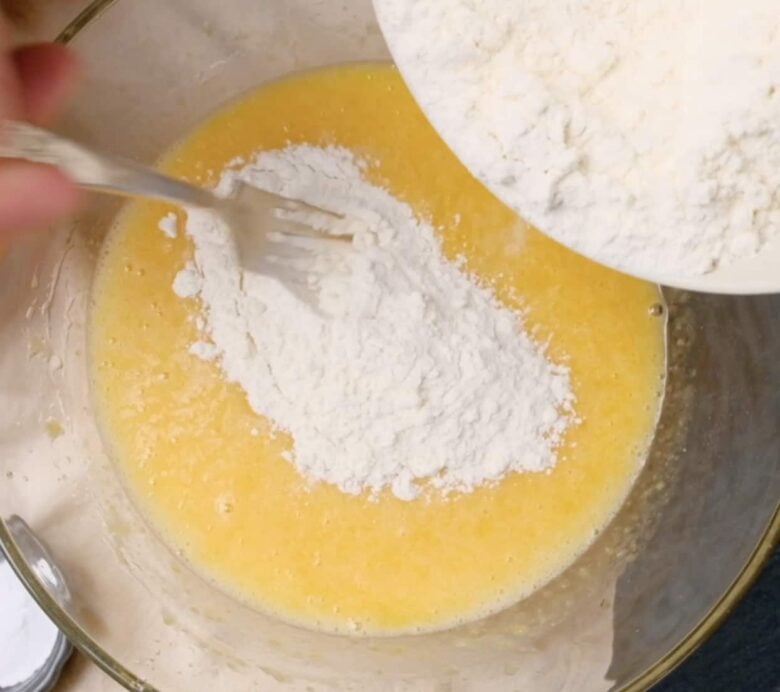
0;120;350;272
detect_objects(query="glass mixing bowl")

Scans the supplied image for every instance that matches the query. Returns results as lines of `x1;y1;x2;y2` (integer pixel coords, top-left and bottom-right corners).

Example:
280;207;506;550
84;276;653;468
0;1;778;689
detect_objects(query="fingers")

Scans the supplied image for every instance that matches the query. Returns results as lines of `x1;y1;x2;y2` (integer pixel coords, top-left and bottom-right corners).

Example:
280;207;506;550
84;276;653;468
0;35;83;231
12;43;80;124
0;159;81;233
0;44;83;232
0;48;20;120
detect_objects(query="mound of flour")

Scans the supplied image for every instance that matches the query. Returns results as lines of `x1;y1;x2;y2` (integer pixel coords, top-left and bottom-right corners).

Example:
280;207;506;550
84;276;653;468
172;145;575;500
375;0;780;277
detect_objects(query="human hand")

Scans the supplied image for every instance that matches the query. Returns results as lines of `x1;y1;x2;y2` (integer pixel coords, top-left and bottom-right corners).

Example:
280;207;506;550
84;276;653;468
0;11;80;234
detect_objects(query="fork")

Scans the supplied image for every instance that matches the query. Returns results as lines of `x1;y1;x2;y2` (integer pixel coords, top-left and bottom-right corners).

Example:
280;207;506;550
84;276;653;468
0;120;345;272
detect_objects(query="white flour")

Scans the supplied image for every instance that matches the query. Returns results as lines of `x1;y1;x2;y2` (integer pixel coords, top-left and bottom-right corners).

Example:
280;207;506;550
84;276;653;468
0;558;59;687
374;0;780;277
158;211;178;239
172;145;575;500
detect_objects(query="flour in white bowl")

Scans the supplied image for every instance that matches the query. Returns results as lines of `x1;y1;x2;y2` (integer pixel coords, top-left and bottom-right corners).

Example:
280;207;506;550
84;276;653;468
0;558;60;687
172;144;575;500
374;0;780;277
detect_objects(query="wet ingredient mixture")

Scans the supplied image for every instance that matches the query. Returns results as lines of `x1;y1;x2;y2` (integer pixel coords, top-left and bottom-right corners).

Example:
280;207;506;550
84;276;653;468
90;64;666;635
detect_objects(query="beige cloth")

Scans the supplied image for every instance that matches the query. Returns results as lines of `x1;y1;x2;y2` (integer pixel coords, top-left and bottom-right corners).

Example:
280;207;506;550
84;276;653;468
57;654;121;692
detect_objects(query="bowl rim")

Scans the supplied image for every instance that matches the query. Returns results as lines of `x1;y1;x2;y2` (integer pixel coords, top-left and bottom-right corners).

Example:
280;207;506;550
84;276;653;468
0;1;777;689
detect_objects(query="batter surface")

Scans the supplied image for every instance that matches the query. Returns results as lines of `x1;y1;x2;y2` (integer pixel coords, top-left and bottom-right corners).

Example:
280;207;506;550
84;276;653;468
90;64;665;635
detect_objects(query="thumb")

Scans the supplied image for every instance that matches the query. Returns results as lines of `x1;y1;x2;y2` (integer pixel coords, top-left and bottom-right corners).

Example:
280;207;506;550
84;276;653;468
0;159;81;234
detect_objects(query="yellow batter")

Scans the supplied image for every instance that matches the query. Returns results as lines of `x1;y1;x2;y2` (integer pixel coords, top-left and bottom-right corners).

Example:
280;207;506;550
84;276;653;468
90;64;666;635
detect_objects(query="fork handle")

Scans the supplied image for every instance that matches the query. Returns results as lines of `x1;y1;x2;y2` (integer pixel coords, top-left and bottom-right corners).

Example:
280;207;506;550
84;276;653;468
0;120;217;210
